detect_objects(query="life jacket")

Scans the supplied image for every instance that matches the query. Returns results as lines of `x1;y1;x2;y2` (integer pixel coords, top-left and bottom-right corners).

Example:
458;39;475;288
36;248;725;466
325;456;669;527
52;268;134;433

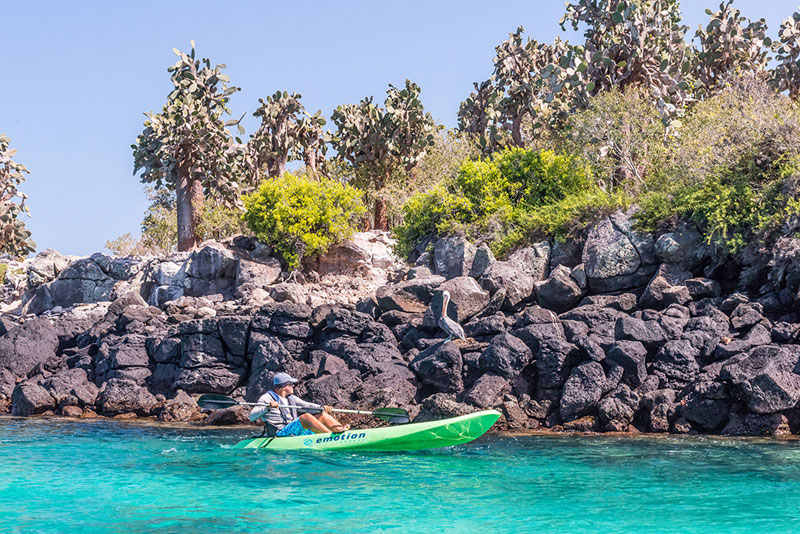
267;390;297;425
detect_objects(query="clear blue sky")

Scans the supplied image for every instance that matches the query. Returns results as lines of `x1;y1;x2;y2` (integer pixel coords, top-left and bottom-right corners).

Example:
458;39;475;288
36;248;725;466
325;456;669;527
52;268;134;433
1;1;795;256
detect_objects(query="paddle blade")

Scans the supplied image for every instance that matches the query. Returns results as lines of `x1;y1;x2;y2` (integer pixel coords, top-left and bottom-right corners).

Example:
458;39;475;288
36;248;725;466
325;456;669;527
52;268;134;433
197;394;238;410
373;408;410;424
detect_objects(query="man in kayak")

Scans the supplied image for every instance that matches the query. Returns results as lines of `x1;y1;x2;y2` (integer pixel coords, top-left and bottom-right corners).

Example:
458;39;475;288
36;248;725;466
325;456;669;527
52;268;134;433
249;372;350;436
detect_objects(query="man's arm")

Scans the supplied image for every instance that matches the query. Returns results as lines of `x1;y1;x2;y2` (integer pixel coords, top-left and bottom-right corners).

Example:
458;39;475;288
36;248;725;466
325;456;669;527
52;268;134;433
248;394;279;422
289;395;324;412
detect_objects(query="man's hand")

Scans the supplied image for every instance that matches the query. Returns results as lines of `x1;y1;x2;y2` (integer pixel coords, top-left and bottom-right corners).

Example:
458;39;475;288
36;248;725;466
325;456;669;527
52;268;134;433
270;401;279;408
324;405;333;413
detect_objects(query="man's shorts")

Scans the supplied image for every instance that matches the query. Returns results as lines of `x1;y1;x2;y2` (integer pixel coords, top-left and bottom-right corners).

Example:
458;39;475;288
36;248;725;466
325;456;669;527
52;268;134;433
276;417;314;437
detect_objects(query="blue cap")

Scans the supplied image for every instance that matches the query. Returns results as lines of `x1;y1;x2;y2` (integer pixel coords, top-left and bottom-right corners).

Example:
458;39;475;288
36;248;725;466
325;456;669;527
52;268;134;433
273;372;298;387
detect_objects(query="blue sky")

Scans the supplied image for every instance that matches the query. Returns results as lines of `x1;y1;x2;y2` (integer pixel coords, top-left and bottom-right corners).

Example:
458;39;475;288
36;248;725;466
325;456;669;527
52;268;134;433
1;0;795;256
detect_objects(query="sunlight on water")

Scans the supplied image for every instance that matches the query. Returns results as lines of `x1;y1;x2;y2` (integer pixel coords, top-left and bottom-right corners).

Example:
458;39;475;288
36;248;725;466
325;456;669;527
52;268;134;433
1;418;800;533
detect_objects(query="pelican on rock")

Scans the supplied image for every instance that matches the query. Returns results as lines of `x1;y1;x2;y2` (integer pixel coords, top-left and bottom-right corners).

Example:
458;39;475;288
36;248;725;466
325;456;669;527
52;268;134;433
438;290;466;342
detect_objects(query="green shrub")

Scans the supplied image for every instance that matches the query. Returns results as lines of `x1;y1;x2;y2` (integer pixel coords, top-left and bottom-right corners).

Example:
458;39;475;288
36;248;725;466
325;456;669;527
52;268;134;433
243;173;366;269
637;154;800;252
0;263;7;283
393;183;473;258
198;202;250;242
393;147;597;257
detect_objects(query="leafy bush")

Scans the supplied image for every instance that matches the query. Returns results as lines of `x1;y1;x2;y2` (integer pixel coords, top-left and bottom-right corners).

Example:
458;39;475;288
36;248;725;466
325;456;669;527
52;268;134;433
563;85;668;193
0;263;7;283
637;154;800;252
635;78;800;251
197;202;250;242
394;147;599;257
243;173;366;269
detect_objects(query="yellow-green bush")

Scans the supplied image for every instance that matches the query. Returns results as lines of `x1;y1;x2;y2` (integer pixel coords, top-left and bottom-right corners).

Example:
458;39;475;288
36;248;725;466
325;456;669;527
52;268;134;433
393;147;596;257
243;173;366;269
635;78;800;252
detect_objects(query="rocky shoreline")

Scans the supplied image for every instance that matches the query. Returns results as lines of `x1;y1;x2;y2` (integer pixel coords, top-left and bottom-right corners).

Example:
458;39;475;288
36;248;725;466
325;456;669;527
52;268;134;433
1;210;799;437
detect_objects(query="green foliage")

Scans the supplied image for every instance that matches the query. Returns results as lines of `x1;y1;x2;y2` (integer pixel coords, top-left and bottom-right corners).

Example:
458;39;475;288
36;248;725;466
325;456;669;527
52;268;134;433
564;85;668;192
197;202;249;241
393;148;600;257
0;134;35;258
393;184;474;258
636;115;800;252
140;187;178;252
495;188;629;256
0;263;7;283
242;173;366;269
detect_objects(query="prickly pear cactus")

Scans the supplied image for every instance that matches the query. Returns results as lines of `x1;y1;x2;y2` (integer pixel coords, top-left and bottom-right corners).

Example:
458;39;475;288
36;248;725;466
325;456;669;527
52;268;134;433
133;42;243;200
771;10;800;99
693;1;770;96
0;134;35;258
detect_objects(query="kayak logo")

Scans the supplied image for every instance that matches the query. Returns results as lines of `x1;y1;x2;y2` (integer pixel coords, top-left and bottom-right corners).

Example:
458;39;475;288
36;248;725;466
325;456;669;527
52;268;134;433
315;432;367;444
303;438;314;447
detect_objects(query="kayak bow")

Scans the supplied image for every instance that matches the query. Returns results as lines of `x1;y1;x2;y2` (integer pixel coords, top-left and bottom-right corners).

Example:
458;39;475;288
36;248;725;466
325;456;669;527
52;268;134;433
233;410;501;452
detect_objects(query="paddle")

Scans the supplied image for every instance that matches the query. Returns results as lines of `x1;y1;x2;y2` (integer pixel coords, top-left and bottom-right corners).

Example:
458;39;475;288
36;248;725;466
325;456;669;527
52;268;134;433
197;393;410;424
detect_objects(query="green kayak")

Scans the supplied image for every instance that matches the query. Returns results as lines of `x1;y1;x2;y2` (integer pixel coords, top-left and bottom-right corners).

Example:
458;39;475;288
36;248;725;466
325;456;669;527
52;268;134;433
233;409;501;452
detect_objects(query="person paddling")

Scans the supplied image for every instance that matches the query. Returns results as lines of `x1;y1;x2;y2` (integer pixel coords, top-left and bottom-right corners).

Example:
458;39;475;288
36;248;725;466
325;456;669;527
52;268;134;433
248;372;350;436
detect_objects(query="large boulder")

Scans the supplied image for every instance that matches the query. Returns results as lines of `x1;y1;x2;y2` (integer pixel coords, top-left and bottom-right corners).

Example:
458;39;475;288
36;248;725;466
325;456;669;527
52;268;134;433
534;265;586;313
582;210;656;292
597;385;640;428
651;340;700;389
183;243;238;298
312;231;399;274
641;389;677;432
507;242;550;281
0;318;59;377
469;244;496;279
536;338;582;390
96;378;157;416
11;381;56;416
559;362;606;422
720;345;800;414
415;393;474;422
27;249;74;287
40;368;98;408
638;264;692;310
479;333;533;378
463;373;510;409
175;367;246;396
376;276;445;313
433;237;476;279
234;258;281;297
680;381;730;432
479;262;534;310
410;342;463;393
614;317;668;351
304;369;363;406
23;257;118;313
606;341;647;387
158;390;204;422
424;277;489;326
654;222;709;269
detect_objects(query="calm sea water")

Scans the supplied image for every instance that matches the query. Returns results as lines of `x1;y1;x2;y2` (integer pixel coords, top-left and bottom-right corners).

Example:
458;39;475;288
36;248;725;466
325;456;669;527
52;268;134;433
1;418;800;533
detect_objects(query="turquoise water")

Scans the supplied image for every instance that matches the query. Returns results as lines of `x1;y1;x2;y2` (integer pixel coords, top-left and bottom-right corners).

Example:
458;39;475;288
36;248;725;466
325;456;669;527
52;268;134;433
2;418;800;533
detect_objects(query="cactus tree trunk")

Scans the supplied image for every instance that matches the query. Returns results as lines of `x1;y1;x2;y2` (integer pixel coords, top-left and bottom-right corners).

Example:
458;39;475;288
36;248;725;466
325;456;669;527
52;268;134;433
176;166;204;251
373;168;390;230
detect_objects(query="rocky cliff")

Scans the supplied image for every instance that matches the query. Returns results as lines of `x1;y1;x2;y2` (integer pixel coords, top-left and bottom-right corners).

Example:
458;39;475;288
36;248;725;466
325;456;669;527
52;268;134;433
1;212;799;436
